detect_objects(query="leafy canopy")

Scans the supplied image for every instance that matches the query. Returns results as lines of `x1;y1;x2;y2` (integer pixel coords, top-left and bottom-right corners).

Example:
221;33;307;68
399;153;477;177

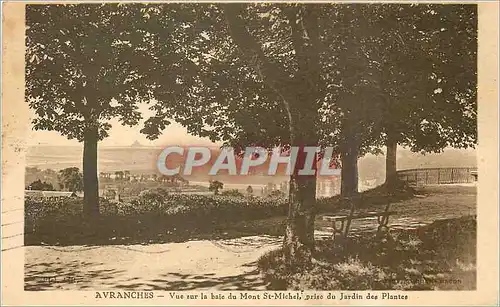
26;4;179;141
139;4;476;157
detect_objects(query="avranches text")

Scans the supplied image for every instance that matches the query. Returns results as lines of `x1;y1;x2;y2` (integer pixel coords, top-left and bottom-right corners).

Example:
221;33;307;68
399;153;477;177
95;291;154;299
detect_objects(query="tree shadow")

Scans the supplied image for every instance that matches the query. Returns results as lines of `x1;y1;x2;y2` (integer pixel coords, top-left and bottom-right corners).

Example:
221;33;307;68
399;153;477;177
24;259;127;291
25;215;286;247
113;267;268;291
26;256;269;291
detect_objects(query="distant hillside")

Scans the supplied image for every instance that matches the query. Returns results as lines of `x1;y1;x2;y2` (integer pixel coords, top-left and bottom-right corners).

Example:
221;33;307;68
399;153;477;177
26;145;476;185
396;148;477;169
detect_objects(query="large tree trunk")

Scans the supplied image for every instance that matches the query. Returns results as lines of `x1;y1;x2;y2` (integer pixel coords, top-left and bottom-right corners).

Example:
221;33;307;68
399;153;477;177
83;126;99;217
340;138;359;197
222;5;321;266
284;146;317;266
385;133;398;188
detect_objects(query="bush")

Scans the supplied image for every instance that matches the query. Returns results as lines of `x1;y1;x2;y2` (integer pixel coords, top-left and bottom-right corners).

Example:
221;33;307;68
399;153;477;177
132;188;170;214
220;189;245;197
25;193;290;245
268;190;286;198
28;179;55;191
138;187;169;198
278;257;391;290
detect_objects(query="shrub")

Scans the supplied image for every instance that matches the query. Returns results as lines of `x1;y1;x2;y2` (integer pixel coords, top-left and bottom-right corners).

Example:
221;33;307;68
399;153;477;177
258;251;391;290
138;187;169;199
208;180;223;195
28;179;55;191
132;188;170;214
268;190;286;198
220;189;245;197
99;198;119;215
25;193;290;245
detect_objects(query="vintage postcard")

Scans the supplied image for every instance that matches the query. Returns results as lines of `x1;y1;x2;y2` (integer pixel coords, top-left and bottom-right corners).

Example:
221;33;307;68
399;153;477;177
1;1;499;306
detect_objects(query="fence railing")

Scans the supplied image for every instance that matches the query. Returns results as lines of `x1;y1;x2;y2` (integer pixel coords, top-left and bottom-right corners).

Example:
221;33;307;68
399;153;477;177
397;167;477;186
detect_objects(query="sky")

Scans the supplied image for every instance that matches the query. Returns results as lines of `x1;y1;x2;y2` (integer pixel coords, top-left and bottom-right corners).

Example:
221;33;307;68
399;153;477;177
26;103;220;147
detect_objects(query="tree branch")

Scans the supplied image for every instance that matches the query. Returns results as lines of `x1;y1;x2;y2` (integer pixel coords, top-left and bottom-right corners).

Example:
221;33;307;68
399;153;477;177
284;6;308;75
222;4;299;143
222;4;290;97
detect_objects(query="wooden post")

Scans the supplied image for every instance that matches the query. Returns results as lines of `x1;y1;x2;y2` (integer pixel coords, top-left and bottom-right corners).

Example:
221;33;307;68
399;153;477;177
425;171;428;184
451;168;454;183
437;170;441;184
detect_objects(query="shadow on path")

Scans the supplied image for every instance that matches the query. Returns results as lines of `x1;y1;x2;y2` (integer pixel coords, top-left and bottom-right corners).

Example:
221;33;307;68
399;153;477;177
115;265;267;291
24;238;277;291
25;260;127;291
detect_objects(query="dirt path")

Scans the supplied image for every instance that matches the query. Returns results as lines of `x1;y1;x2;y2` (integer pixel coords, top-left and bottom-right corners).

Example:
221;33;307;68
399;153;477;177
316;185;476;235
25;235;281;291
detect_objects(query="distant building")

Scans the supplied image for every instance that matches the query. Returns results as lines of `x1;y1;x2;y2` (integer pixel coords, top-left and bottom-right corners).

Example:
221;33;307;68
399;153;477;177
25;190;78;200
471;170;478;181
99;172;111;179
130;174;140;182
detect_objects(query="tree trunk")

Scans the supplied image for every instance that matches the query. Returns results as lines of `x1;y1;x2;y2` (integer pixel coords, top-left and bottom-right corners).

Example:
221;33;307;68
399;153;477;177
83;126;100;217
341;141;359;197
222;5;321;266
385;133;398;188
283;146;317;266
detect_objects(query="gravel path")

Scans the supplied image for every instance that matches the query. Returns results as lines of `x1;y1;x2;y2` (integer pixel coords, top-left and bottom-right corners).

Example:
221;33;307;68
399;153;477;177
25;235;281;291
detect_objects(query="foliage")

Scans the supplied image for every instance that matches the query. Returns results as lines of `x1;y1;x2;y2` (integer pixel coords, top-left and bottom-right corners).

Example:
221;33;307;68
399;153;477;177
268;190;286;198
139;4;324;150
25;4;158;142
24;4;478;260
25;181;429;248
208;180;224;195
132;188;171;213
139;187;170;198
156;174;188;186
246;185;254;195
114;171;124;180
103;189;117;200
318;4;477;156
135;4;477;250
25;4;193;213
25;167;59;189
24;193;290;245
58;167;84;192
28;179;55;191
220;189;245;197
258;215;476;290
136;4;476;157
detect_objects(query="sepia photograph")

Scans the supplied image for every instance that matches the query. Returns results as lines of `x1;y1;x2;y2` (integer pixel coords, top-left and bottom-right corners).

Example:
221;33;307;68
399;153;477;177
1;1;498;305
